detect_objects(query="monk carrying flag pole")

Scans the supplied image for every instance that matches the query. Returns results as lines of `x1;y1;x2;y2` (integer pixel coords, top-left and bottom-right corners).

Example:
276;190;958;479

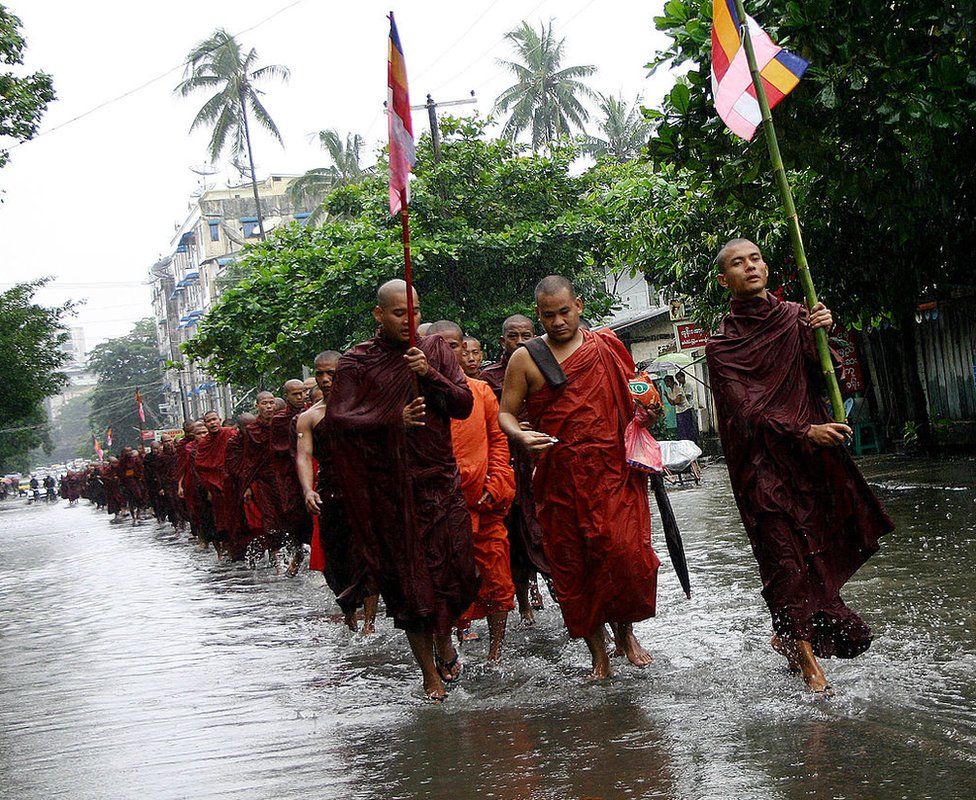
387;11;418;350
713;0;845;423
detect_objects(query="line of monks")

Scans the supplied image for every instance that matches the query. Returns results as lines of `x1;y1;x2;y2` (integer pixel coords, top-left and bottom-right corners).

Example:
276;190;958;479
63;253;892;701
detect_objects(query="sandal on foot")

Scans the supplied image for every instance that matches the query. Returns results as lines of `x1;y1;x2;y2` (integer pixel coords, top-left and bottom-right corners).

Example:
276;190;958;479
435;650;462;684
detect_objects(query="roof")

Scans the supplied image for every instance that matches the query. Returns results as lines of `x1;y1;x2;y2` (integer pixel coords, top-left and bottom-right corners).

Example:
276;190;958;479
605;305;671;332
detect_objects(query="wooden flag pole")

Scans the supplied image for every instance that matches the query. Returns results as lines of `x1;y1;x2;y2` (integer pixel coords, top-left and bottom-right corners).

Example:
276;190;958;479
732;0;846;424
399;187;417;350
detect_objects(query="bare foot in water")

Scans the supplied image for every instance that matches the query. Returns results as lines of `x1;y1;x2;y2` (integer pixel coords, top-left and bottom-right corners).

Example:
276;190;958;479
519;609;535;627
344;611;359;633
771;635;801;674
617;623;653;667
423;673;447;702
781;638;833;695
584;632;614;680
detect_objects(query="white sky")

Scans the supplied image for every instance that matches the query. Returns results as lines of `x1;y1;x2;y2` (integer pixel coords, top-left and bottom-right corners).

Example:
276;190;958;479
0;0;673;351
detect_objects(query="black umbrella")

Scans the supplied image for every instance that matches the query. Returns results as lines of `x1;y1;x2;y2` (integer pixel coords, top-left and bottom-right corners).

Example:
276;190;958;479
650;474;691;599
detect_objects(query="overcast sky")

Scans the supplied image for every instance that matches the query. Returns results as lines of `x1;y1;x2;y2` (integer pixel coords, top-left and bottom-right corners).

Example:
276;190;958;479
0;0;673;351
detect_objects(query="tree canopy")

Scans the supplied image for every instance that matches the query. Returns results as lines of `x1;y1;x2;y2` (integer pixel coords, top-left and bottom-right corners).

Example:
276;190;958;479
184;118;614;387
0;4;55;174
0;280;71;472
634;0;976;327
87;319;165;452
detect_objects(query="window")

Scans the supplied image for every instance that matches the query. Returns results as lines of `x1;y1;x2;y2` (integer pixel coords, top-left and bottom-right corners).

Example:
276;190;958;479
208;221;220;242
241;217;259;238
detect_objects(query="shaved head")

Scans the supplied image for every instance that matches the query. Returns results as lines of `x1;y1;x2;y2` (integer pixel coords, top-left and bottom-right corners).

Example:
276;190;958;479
283;379;306;410
714;238;756;273
427;320;463;338
283;379;305;392
376;278;418;309
534;275;576;302
256;391;274;401
314;350;341;366
417;322;432;336
502;314;534;334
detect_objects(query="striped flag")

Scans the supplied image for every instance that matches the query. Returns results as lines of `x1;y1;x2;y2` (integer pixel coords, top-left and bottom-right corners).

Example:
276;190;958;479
711;0;809;141
106;427;113;447
135;389;146;424
387;12;416;215
93;437;104;461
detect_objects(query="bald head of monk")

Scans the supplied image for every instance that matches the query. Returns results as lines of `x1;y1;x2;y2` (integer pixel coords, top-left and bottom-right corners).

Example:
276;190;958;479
534;275;584;345
256;391;277;422
182;420;196;438
714;238;769;300
283;379;306;410
417;322;432;336
428;320;465;366
313;350;341;401
500;313;535;357
374;278;421;344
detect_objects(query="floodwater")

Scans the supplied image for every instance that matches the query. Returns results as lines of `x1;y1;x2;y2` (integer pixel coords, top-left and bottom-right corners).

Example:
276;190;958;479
1;456;974;800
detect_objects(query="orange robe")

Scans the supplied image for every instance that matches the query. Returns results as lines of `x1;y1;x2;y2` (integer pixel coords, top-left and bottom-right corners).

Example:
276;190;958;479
525;329;659;638
454;376;516;624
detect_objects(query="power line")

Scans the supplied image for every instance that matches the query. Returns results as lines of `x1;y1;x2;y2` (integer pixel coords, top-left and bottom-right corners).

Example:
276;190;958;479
5;0;308;151
411;0;506;83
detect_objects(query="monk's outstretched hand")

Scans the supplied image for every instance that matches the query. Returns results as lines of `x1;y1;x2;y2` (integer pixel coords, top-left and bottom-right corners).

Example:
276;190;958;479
403;396;426;428
304;489;322;515
404;347;430;376
518;429;558;453
807;302;833;330
806;422;852;447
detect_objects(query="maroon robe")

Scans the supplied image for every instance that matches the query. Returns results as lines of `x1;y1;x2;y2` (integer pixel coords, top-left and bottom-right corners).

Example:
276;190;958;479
271;405;312;545
481;357;551;581
706;293;893;658
118;451;149;508
195;427;242;549
230;418;282;551
177;438;204;533
326;332;479;634
525;329;659;638
101;463;122;515
313;413;374;615
157;446;184;527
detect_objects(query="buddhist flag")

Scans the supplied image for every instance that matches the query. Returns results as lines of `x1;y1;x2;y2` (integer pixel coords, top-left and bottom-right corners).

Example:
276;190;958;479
711;0;809;140
135;389;146;424
106;427;113;447
93;437;104;461
387;12;415;215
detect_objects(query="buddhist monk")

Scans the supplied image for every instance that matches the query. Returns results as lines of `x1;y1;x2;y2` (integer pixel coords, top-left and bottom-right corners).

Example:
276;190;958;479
499;276;660;680
326;279;478;701
705;238;893;694
460;335;483;378
118;446;148;526
481;314;550;624
429;320;516;661
296;350;379;633
302;376;318;405
157;434;182;530
195;411;241;559
142;442;165;522
273;379;314;576
232;392;284;566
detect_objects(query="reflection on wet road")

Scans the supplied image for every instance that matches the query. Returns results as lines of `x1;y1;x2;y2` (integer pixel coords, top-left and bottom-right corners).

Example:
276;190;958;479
1;456;974;799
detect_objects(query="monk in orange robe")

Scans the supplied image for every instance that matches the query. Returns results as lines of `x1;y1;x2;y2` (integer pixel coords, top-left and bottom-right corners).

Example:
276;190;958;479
499;275;659;680
429;321;516;661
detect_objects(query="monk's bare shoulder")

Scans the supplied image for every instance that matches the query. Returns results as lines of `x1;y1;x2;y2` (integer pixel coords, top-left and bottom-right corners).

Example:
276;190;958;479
297;401;327;433
507;346;546;394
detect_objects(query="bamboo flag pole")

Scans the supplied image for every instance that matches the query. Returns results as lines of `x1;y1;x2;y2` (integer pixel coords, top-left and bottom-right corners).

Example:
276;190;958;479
732;0;846;424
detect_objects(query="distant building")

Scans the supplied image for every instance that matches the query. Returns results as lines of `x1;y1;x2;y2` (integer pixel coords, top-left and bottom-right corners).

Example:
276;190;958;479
149;174;314;425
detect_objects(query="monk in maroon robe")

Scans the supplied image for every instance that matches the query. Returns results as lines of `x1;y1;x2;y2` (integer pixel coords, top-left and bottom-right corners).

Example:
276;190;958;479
500;276;659;680
706;238;893;693
156;434;183;529
480;313;551;624
195;411;242;558
118;447;148;525
296;351;379;631
177;421;209;541
231;393;284;563
272;379;314;576
326;279;478;701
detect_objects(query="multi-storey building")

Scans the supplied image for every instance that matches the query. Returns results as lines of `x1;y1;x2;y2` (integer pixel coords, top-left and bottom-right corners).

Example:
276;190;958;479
150;175;312;426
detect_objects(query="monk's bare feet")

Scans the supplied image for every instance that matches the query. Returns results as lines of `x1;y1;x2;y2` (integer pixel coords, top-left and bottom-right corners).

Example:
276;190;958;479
771;635;801;674
529;580;544;610
344;611;358;633
361;620;376;636
285;557;301;578
584;632;614;680
519;608;535;626
423;673;447;702
784;638;833;695
618;623;653;667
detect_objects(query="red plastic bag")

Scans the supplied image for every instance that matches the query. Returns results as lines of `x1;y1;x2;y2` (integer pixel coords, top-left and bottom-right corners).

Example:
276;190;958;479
625;404;664;473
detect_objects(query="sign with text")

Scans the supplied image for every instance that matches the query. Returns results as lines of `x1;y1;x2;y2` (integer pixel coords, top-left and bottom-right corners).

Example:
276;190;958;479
674;322;708;351
834;331;865;395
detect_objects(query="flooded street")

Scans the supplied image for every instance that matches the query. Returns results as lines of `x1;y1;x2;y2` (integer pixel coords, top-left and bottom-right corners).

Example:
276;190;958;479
1;456;974;800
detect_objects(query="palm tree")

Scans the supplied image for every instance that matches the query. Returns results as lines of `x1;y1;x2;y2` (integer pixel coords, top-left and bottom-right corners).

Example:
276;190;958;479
175;29;289;241
493;20;597;150
585;94;651;162
288;130;368;224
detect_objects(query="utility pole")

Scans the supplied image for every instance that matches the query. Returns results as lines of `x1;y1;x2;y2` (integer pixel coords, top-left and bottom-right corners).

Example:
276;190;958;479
409;91;477;162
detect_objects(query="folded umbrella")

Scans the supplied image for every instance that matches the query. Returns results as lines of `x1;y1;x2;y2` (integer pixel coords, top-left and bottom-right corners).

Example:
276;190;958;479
649;473;691;599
